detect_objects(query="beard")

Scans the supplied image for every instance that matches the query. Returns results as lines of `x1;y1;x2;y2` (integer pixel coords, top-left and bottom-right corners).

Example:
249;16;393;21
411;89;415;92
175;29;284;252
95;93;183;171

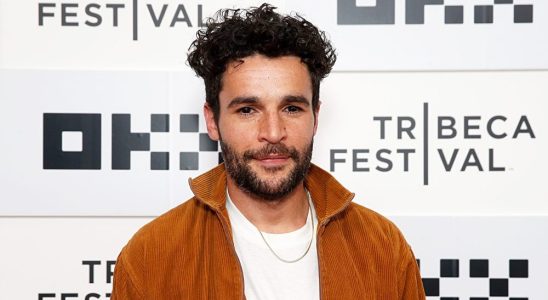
220;140;313;202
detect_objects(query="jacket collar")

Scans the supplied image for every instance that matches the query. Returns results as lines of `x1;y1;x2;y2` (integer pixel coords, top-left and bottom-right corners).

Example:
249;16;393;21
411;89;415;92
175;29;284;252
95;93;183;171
188;163;355;224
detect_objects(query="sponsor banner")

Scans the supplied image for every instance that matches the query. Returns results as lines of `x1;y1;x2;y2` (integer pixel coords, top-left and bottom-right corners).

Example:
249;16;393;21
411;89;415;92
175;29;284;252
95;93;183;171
0;69;546;216
0;217;150;300
0;0;286;71
0;216;546;298
392;216;548;299
1;0;547;71
297;0;548;71
316;70;546;215
0;70;210;216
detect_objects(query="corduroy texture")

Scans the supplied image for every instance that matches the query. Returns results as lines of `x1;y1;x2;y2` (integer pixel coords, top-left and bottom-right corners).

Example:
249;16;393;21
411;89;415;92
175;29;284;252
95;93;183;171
111;163;425;299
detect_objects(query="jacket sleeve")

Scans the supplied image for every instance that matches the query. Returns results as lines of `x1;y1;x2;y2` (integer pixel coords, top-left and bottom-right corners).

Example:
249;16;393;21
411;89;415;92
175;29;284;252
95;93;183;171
110;249;145;300
398;247;426;299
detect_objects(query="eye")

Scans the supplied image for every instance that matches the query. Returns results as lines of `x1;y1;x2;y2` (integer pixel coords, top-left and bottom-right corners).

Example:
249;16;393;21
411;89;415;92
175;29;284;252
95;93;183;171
284;105;302;114
238;106;255;115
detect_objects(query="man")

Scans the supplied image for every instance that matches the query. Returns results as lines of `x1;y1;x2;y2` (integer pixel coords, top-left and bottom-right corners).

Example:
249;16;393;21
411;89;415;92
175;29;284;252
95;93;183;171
111;4;425;299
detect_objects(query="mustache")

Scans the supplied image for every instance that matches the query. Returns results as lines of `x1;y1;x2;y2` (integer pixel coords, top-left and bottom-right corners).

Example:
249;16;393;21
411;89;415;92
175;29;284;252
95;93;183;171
242;143;300;161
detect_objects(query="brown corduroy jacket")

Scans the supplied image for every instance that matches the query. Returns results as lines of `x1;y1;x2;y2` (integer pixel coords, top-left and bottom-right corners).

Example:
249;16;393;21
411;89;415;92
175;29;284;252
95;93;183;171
111;163;425;299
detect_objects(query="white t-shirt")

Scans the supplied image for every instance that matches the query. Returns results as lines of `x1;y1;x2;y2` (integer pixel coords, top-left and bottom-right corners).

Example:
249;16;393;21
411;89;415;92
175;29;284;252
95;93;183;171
226;192;320;300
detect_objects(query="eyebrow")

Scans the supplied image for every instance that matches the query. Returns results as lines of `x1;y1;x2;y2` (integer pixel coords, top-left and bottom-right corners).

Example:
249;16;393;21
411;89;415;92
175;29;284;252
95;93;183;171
226;95;311;109
227;96;258;109
282;95;310;107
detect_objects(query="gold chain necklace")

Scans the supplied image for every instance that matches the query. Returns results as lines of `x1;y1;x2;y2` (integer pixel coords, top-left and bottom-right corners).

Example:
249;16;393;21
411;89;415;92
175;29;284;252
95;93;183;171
257;192;314;263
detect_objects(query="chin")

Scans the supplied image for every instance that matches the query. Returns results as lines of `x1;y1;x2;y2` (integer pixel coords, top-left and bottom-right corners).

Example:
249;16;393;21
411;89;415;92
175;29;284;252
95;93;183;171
253;161;292;174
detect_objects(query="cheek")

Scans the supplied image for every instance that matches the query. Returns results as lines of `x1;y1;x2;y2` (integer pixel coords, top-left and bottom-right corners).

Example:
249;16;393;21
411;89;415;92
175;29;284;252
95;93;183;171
287;119;316;141
218;119;257;144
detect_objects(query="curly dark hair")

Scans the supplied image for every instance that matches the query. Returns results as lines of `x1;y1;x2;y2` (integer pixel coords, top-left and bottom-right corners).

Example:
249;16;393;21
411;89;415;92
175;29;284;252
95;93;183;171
187;3;336;122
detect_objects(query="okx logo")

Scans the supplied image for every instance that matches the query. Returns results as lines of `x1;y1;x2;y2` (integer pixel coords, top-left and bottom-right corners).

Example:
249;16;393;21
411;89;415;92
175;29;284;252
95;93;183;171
337;0;534;25
418;258;529;298
43;113;221;170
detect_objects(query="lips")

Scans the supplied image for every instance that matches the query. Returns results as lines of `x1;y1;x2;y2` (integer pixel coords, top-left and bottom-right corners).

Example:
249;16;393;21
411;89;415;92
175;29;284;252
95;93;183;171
251;152;292;169
254;154;290;160
243;144;299;163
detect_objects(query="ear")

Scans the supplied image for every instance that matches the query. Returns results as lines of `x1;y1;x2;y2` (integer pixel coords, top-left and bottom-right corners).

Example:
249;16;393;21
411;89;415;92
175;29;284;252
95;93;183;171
204;103;220;141
313;100;321;136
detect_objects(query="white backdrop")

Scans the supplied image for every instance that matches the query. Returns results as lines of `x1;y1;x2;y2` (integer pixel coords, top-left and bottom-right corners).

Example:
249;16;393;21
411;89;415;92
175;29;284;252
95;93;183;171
1;0;547;299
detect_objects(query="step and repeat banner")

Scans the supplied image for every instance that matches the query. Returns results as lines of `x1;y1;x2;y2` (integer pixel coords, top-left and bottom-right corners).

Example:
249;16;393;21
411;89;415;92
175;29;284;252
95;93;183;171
1;0;547;299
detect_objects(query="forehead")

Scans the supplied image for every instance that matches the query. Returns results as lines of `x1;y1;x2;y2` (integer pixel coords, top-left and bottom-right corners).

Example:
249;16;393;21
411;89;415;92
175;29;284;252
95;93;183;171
219;54;312;103
225;54;306;74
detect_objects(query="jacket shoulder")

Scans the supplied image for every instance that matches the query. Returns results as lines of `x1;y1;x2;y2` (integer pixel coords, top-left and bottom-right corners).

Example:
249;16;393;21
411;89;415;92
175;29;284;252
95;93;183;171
112;198;213;295
123;197;208;251
344;203;400;233
324;203;424;298
336;202;413;261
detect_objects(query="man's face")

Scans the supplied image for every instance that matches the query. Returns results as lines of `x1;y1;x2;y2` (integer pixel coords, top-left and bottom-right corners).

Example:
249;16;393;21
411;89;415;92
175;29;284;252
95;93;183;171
204;54;319;201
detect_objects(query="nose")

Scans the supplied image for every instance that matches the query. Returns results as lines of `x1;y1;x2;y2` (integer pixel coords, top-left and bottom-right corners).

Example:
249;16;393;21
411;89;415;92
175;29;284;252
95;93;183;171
258;112;287;144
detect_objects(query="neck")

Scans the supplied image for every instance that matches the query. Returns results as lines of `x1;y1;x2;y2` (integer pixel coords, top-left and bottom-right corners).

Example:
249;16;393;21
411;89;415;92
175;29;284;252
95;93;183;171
226;178;310;234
